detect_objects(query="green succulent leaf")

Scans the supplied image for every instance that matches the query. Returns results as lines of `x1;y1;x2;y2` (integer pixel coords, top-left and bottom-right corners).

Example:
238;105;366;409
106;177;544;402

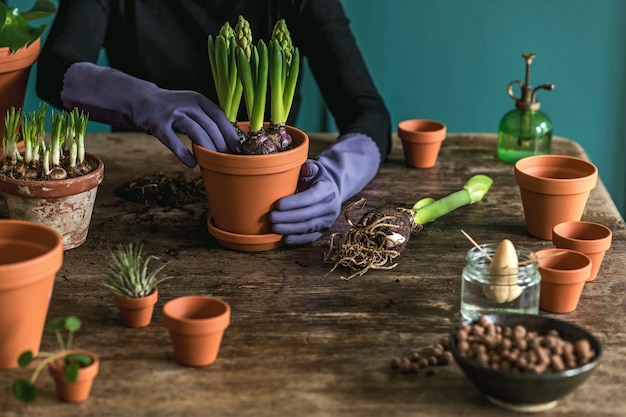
67;353;94;367
44;317;67;333
64;361;80;383
17;351;35;368
64;316;82;333
12;379;39;403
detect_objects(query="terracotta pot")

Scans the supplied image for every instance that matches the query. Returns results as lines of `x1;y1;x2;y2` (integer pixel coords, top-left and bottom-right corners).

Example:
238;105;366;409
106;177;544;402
397;119;446;168
163;295;230;367
536;248;592;313
192;123;309;251
48;350;99;402
552;221;612;282
514;155;597;240
0;39;40;143
0;153;105;250
113;288;159;328
0;220;63;369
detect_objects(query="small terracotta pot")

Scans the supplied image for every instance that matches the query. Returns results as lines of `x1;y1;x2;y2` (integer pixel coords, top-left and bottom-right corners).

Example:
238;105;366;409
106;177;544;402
48;350;99;402
0;220;63;369
397;119;446;168
552;221;612;282
163;295;230;367
514;155;597;240
0;153;105;250
113;289;159;328
536;248;592;313
192;123;309;251
0;39;40;142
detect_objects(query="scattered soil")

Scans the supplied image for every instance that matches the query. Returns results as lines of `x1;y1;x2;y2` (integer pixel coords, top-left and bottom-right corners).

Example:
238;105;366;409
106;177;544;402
116;172;206;208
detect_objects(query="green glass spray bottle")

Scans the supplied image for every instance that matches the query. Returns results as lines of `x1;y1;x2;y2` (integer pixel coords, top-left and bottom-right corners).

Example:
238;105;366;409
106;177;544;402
497;53;555;163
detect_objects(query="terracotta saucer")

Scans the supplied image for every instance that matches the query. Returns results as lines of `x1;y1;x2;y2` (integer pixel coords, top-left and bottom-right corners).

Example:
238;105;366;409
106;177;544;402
207;216;283;252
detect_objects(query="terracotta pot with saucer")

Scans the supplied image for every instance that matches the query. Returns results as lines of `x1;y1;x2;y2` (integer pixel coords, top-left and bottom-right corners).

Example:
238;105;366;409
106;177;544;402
193;123;309;251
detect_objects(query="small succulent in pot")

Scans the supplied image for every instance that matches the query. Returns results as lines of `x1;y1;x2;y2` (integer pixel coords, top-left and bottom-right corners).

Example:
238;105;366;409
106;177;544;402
208;15;300;154
12;316;96;403
102;243;171;298
1;104;93;180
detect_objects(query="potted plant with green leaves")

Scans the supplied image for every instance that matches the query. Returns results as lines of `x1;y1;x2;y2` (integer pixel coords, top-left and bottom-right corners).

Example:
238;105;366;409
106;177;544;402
12;316;99;403
0;104;105;250
195;16;309;252
0;0;57;137
102;243;171;328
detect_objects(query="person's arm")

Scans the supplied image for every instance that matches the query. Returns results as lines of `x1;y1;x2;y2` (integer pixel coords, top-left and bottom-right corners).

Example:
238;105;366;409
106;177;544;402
270;0;392;245
36;0;109;110
36;0;239;167
294;0;392;160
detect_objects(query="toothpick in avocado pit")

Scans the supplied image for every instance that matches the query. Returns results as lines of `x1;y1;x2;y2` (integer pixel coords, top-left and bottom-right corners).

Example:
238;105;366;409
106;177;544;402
461;231;524;303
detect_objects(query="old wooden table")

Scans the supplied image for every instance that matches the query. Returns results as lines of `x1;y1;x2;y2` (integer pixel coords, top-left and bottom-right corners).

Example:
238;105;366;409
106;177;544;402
1;133;624;417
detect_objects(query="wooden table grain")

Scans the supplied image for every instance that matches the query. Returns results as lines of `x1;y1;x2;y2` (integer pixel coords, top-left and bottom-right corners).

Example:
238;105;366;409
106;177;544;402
1;133;624;417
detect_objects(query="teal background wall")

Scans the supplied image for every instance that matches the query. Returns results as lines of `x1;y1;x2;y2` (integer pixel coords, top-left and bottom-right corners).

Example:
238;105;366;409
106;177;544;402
17;0;626;218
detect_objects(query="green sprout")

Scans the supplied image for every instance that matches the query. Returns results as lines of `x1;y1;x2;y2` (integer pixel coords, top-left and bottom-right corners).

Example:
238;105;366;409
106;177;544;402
1;105;92;180
12;316;94;403
268;19;300;129
208;22;243;125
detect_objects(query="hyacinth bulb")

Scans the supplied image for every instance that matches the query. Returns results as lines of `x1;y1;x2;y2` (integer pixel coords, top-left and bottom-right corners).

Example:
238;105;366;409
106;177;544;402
238;130;278;155
266;123;293;151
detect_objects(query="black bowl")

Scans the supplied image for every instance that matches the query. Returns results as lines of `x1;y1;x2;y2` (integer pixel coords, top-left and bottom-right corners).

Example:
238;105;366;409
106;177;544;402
449;313;603;412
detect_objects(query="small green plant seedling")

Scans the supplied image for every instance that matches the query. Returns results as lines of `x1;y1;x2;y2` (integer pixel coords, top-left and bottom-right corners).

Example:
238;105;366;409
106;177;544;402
102;243;171;298
12;316;93;403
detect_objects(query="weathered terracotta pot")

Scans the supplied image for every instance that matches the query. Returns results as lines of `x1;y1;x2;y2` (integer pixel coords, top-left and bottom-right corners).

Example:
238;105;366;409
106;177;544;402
514;155;597;240
0;153;105;250
163;295;230;367
552;221;612;282
397;119;446;168
0;220;63;369
0;39;40;142
113;289;159;328
192;123;308;251
536;248;592;313
48;350;99;402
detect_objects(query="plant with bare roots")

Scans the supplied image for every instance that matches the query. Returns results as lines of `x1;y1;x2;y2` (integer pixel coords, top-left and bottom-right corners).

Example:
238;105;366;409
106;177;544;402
325;175;493;280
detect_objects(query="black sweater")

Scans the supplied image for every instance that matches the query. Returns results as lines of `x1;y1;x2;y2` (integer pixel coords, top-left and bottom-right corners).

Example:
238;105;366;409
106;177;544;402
36;0;391;159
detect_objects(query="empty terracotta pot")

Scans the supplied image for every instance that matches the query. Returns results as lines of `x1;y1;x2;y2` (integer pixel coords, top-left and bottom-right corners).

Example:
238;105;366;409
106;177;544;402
163;295;231;367
0;220;63;369
536;248;592;313
397;119;446;168
552;221;612;282
514;155;597;240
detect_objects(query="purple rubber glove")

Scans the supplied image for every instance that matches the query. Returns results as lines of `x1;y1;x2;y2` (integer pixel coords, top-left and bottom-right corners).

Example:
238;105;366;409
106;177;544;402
269;133;381;245
61;62;240;167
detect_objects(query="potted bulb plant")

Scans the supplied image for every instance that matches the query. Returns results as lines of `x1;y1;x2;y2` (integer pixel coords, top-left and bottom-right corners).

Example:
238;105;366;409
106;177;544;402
195;16;309;252
101;243;171;328
12;316;99;403
0;0;57;137
0;104;105;250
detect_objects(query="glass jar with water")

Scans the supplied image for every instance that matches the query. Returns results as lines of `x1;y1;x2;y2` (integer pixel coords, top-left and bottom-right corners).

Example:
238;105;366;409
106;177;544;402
460;243;540;322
